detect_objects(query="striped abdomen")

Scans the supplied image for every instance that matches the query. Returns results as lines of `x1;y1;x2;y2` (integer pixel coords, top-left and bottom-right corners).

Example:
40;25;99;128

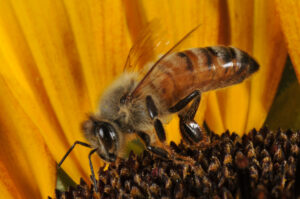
142;46;259;109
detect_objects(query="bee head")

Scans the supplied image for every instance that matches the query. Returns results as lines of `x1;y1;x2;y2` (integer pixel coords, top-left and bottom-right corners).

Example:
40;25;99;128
82;117;119;162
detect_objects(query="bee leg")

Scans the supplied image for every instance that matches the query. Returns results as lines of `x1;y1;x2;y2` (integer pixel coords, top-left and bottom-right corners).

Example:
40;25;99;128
57;141;99;193
146;95;166;142
144;96;169;159
179;116;203;144
180;96;209;145
88;148;98;192
168;90;200;113
136;131;196;165
136;131;169;159
169;91;207;145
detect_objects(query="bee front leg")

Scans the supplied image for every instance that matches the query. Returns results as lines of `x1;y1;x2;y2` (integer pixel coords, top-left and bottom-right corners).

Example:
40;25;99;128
169;91;207;145
142;95;171;159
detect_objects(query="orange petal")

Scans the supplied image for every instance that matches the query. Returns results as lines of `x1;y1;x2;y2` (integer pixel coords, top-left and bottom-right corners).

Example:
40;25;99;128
0;162;22;199
275;0;300;82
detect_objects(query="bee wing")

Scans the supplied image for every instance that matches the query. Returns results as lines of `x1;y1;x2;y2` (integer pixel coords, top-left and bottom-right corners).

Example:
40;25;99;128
123;20;171;76
128;24;200;99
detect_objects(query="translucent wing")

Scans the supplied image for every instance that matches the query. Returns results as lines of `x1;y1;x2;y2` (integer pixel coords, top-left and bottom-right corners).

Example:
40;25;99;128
123;20;171;77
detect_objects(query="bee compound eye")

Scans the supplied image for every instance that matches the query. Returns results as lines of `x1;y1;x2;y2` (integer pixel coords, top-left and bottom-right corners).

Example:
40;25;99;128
96;123;117;150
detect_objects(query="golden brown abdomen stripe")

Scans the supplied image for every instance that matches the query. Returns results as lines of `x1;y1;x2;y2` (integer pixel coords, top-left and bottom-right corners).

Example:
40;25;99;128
142;46;259;109
180;46;259;76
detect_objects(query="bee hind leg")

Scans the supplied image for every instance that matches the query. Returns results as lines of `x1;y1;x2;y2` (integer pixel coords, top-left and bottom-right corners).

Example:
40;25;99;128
169;91;208;145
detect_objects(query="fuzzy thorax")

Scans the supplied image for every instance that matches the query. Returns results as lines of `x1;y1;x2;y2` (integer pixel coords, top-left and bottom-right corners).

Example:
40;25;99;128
99;73;154;132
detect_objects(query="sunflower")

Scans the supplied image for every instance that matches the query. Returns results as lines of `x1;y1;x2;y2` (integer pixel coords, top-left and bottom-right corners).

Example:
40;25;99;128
0;0;299;198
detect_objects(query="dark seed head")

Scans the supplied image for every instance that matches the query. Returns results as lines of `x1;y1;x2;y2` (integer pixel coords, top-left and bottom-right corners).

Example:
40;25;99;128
52;128;300;199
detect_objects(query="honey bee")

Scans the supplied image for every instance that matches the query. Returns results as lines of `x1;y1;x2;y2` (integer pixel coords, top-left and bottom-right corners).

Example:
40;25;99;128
58;24;259;191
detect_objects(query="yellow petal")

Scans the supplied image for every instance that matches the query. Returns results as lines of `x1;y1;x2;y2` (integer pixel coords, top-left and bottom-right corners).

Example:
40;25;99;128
246;0;287;132
206;0;287;135
205;92;225;133
0;0;87;182
275;0;300;82
62;0;132;177
141;0;221;46
64;0;132;109
123;0;148;43
0;77;56;198
0;0;132;184
206;0;254;134
221;0;254;133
